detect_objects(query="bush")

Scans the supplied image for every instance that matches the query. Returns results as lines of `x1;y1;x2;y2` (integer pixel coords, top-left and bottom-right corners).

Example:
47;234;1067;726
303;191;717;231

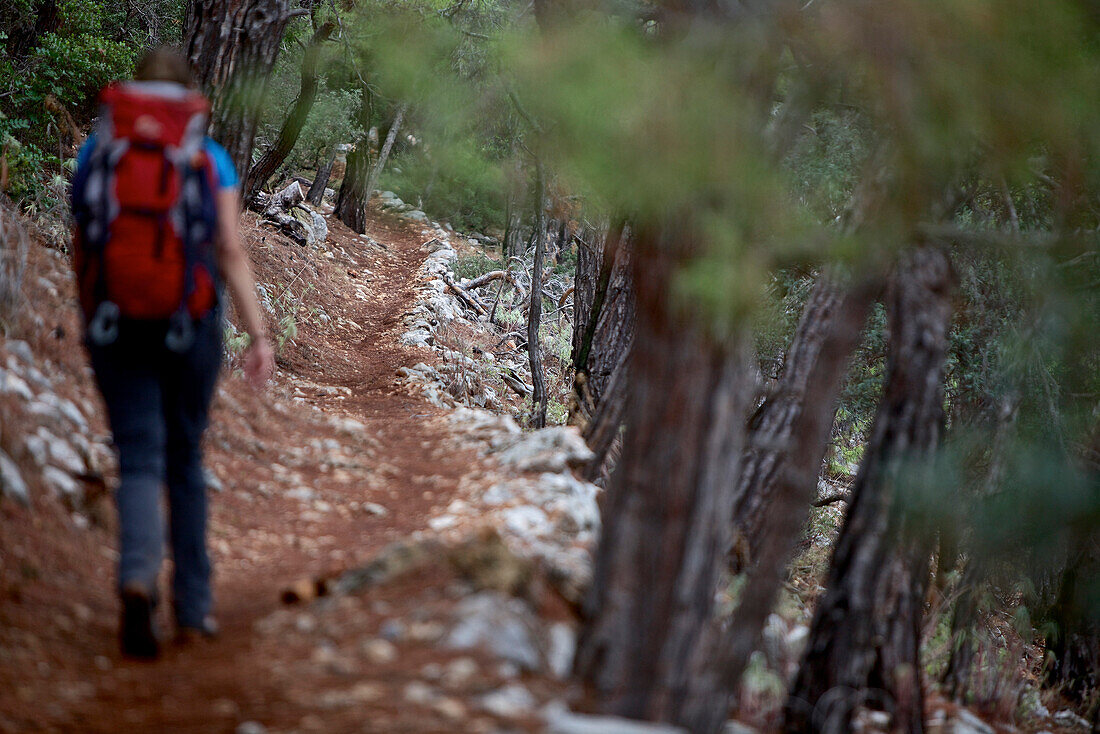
380;143;506;233
452;252;502;280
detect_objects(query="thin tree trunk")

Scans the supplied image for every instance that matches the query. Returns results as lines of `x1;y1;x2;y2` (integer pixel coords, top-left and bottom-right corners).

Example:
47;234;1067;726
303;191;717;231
941;566;982;701
7;0;59;58
785;247;955;734
184;0;296;181
527;164;549;428
335;91;374;233
574;221;751;726
571;220;634;419
1045;554;1100;705
677;278;877;734
243;21;335;206
306;146;339;205
363;103;408;201
581;340;631;484
729;276;853;571
503;194;523;259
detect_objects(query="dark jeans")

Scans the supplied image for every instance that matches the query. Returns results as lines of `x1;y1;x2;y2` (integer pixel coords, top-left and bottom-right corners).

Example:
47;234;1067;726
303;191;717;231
89;314;222;628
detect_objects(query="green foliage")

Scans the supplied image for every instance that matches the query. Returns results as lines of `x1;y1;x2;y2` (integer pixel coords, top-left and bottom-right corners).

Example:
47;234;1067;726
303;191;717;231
252;32;363;172
1;0;182;205
381;142;507;232
452;252;503;280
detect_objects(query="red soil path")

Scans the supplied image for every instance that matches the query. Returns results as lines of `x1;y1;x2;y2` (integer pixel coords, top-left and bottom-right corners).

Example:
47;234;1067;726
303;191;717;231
0;209;556;733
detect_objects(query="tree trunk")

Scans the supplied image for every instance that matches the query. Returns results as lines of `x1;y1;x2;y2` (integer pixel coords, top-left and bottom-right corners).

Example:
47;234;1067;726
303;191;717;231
581;340;631;484
940;566;982;701
243;21;335;206
184;0;296;181
335;122;372;233
7;0;59;59
785;247;954;734
306;146;339;205
363;103;408;202
570;220;636;425
503;194;523;259
1045;555;1100;705
574;221;751;726
527;165;549;428
676;277;876;733
729;276;853;571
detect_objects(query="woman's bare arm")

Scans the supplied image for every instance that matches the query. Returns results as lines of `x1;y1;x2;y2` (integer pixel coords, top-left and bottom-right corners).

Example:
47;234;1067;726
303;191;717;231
215;188;275;385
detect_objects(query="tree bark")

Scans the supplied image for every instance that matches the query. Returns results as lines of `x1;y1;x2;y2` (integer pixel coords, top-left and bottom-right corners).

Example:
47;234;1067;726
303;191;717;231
676;278;876;734
785;247;955;734
363;103;407;204
7;0;59;59
527;165;549;428
940;565;982;701
574;221;751;726
243;21;335;206
1045;554;1100;705
570;220;635;424
184;0;296;181
335;142;370;232
306;146;339;205
729;276;852;572
581;341;631;485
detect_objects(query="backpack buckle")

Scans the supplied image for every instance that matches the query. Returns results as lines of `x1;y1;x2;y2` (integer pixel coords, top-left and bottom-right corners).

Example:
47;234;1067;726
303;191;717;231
165;311;195;353
88;301;121;346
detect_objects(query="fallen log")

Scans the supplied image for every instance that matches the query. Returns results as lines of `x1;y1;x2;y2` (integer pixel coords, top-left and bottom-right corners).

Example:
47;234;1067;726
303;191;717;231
442;272;489;316
461;269;524;297
258;181;327;245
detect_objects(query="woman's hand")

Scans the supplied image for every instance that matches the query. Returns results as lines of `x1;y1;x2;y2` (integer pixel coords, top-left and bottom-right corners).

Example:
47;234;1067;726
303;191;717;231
243;338;275;387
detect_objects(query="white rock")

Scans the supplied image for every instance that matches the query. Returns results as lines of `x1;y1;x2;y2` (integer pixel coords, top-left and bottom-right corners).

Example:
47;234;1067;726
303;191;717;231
478;683;535;718
0;450;30;505
286;487;316;502
204;467;225;493
5;340;33;364
403;681;436;705
503;505;552;539
950;709;995;734
429;514;459;531
441;657;478;688
39;428;85;475
722;723;759;734
547;622;577;679
543;702;687;733
1052;710;1091;730
495;426;595;474
361;638;398;664
361;502;389;517
333;417;366;435
445;592;541;671
43;466;81;503
24;434;49;467
0;370;34;401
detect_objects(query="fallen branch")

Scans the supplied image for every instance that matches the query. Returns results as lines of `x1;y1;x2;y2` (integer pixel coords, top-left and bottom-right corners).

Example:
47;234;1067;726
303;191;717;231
812;490;851;507
442;272;489;316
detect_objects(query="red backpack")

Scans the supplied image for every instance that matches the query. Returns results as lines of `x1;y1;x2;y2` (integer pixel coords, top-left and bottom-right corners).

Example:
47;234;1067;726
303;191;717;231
72;82;220;351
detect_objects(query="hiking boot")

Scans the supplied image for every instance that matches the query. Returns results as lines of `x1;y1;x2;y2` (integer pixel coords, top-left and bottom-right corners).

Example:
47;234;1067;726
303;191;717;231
175;616;219;645
119;583;159;660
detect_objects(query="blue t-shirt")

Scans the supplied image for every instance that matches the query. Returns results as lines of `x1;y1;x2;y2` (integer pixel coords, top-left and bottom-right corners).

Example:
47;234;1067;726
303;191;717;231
76;134;239;190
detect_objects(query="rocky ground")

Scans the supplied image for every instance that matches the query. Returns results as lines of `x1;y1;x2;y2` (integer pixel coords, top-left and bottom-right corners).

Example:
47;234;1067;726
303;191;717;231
0;197;1090;734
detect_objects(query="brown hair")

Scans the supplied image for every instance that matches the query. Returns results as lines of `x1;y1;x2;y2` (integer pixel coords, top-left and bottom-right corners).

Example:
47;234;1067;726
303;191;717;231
133;47;194;86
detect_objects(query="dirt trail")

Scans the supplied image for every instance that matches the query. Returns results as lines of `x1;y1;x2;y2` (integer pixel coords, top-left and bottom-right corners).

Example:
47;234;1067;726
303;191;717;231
0;209;550;733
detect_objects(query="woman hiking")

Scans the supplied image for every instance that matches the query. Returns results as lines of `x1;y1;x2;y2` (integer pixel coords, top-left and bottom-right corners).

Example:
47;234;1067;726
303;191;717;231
71;47;275;659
